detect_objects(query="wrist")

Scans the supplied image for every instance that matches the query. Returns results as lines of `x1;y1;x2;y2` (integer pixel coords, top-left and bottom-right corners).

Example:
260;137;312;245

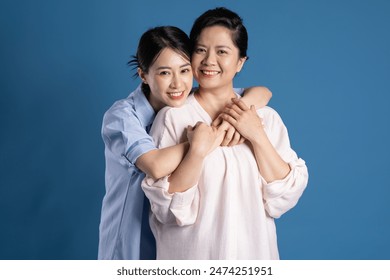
247;129;268;147
188;144;209;159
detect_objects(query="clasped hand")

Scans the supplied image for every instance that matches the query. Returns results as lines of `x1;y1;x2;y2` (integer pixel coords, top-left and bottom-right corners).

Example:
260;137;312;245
186;98;264;156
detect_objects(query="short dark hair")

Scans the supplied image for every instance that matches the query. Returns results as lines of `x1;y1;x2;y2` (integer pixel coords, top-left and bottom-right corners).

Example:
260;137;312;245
189;7;248;59
128;26;192;94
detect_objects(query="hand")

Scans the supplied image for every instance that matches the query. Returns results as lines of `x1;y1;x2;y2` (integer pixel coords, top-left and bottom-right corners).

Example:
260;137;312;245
220;98;265;143
186;122;224;156
212;115;245;147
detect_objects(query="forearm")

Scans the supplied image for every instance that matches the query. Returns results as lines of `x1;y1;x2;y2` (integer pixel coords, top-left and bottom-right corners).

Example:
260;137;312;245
241;86;272;109
250;131;290;183
167;148;205;193
136;142;189;180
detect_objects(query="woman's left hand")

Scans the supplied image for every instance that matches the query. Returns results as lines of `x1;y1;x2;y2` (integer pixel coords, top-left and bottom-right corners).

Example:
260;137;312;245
220;98;264;143
211;116;245;146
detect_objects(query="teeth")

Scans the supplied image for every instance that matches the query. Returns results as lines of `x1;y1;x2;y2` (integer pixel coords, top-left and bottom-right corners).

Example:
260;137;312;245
202;70;219;75
169;91;183;97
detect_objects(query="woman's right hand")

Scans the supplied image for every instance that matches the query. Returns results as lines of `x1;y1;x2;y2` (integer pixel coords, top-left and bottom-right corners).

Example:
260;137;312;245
186;122;225;156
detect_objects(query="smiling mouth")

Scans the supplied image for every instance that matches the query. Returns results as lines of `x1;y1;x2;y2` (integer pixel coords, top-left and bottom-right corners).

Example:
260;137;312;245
168;91;184;98
200;70;220;76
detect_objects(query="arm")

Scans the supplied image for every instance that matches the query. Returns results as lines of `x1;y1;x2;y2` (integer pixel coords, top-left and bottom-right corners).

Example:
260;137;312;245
220;98;308;218
167;122;225;193
141;111;224;226
241;86;272;109
103;101;189;180
136;142;189;180
220;98;289;182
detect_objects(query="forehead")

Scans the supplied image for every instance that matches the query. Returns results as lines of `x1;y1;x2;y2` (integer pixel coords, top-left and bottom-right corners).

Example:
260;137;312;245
151;48;190;67
197;25;235;46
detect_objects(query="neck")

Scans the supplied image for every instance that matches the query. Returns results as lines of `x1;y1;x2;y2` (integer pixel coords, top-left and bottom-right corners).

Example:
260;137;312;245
195;85;236;120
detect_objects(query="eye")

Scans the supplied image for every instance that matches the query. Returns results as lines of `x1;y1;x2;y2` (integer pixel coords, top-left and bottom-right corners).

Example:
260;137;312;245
181;68;191;73
217;49;228;55
195;47;206;54
159;71;170;75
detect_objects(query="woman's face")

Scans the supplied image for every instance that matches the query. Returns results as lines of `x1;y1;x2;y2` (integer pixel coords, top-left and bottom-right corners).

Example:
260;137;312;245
191;25;246;91
139;48;193;111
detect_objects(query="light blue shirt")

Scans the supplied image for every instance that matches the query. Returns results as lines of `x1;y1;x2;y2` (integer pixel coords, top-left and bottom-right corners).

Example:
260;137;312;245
98;84;156;259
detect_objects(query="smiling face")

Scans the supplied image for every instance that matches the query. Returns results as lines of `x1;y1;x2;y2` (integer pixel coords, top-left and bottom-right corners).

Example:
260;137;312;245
139;47;193;111
191;25;246;91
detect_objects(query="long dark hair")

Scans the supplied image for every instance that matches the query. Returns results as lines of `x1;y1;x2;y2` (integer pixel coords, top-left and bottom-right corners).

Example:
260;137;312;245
128;26;192;95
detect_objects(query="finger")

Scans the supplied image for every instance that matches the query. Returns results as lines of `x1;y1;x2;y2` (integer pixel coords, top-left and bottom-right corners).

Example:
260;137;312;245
238;136;246;145
217;120;230;132
232;98;250;111
223;107;241;120
221;126;235;146
211;115;223;127
228;131;241;146
230;103;244;115
220;113;237;126
193;121;204;129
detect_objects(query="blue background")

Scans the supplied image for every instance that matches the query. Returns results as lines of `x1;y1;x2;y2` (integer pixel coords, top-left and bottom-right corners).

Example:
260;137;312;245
1;0;389;259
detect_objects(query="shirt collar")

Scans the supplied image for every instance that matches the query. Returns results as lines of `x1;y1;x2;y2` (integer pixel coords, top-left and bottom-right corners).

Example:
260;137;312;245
130;84;156;129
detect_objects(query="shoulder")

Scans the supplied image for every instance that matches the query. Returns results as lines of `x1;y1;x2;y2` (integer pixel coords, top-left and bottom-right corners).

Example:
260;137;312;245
103;98;136;124
150;96;196;141
257;106;279;117
257;106;286;128
103;84;149;122
154;95;196;123
102;95;150;137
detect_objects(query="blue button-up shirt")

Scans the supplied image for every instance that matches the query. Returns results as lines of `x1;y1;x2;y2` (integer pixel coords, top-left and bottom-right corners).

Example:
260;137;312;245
98;84;157;259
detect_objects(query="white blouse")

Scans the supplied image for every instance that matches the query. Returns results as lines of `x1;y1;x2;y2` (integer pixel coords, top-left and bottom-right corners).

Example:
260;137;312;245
142;94;308;260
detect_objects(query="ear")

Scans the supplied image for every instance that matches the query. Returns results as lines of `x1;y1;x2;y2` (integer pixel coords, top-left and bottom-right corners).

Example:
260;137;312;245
236;56;247;73
137;67;148;84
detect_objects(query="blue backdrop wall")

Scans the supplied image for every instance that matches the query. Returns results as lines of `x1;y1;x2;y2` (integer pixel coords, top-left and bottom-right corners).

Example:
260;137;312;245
1;0;389;259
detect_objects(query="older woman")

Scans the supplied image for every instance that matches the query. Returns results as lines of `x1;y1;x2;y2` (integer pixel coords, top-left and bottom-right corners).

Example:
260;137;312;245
142;8;308;259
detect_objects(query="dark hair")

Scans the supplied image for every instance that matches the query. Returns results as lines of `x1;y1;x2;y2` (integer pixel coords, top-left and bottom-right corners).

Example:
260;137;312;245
189;7;248;59
128;26;192;95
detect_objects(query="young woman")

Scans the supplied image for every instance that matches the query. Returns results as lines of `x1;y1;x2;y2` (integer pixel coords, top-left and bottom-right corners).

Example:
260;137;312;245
98;26;272;259
142;8;309;259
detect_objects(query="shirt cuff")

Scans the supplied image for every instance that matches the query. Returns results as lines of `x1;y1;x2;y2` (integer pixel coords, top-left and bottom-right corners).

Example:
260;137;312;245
142;176;199;226
261;158;307;200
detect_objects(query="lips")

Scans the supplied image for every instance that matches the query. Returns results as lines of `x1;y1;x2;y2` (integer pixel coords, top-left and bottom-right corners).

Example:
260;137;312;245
200;70;220;77
168;91;184;99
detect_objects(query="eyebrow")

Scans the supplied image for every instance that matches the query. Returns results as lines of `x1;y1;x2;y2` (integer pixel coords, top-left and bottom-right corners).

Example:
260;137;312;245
196;43;232;50
156;63;191;70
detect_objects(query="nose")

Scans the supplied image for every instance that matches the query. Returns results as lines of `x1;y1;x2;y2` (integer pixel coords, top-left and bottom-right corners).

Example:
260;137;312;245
202;50;216;66
170;73;182;89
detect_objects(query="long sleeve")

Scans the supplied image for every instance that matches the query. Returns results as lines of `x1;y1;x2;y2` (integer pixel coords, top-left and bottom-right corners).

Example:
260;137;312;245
259;108;309;218
141;107;200;226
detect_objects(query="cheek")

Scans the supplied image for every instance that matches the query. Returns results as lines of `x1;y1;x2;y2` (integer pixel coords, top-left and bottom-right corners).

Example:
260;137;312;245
191;56;201;68
153;78;167;89
224;60;240;73
185;74;193;85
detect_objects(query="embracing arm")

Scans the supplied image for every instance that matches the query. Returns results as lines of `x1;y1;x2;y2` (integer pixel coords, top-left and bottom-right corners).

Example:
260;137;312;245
167;122;224;193
141;112;224;226
136;142;189;180
241;86;272;109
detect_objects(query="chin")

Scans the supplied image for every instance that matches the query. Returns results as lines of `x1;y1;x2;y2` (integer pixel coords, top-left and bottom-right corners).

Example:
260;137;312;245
167;100;185;108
